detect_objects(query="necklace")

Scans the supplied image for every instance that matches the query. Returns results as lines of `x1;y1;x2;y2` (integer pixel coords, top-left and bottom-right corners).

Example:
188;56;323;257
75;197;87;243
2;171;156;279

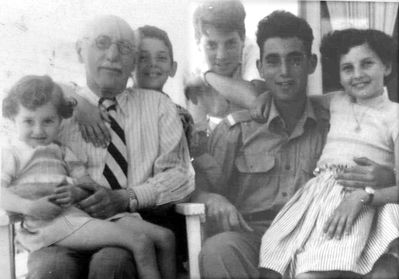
351;101;370;132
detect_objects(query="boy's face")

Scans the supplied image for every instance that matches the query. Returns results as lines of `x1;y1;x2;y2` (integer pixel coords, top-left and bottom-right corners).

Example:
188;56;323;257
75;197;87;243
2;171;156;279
14;102;61;148
198;26;244;77
135;37;177;91
257;37;316;103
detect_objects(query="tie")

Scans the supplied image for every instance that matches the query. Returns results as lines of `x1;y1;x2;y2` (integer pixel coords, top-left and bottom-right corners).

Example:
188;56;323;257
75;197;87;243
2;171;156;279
99;97;128;189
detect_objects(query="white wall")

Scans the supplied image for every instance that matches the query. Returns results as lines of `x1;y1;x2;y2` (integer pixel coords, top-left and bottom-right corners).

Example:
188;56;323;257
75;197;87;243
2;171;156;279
0;0;300;106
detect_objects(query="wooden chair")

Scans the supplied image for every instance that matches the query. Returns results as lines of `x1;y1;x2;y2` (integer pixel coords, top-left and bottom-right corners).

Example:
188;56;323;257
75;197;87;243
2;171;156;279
0;203;206;279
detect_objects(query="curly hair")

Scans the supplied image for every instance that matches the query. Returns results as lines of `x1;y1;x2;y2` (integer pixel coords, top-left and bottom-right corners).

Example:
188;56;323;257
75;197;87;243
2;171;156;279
256;11;314;58
2;75;76;120
320;28;396;85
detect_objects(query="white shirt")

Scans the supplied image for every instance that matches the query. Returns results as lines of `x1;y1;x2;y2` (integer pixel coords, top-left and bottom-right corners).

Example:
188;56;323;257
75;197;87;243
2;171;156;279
58;84;195;209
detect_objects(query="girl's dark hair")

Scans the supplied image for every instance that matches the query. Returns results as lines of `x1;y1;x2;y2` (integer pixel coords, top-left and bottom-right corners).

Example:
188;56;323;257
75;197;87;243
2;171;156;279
2;75;76;120
320;28;396;85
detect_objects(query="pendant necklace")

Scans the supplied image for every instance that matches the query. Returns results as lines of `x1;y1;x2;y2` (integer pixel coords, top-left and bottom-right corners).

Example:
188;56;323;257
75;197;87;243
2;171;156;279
351;101;369;132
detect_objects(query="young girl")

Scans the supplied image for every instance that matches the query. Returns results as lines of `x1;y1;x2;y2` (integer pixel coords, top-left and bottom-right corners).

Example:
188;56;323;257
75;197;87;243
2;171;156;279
259;29;399;279
1;75;176;279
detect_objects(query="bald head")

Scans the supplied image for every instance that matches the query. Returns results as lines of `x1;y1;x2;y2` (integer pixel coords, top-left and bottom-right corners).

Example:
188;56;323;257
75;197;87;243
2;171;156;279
76;15;137;98
79;15;136;47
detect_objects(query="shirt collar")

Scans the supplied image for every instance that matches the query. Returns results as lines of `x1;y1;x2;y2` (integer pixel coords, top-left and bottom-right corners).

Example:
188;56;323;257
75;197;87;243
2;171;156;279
77;85;130;115
266;96;318;128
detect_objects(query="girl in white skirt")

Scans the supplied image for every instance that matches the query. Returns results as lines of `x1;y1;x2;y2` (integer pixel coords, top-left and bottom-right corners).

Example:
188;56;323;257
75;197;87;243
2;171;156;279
259;29;399;279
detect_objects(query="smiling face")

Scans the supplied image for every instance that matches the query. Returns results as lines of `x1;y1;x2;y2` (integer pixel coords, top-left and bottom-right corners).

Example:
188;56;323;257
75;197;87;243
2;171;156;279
198;26;244;76
135;37;177;91
77;16;136;98
339;43;391;101
257;37;316;103
14;102;61;148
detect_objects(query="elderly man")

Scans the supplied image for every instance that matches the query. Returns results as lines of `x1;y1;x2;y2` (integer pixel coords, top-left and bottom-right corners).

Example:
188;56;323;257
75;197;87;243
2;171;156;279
193;11;395;279
27;15;194;279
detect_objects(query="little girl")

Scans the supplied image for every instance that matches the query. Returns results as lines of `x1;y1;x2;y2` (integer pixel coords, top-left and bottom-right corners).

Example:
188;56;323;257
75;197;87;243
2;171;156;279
1;75;175;279
259;29;399;278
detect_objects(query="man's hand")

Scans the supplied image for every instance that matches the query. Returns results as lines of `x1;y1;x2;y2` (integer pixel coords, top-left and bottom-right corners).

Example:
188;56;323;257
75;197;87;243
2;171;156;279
77;183;128;219
336;157;395;189
75;97;111;148
26;197;63;220
249;92;271;123
323;190;367;240
205;193;253;233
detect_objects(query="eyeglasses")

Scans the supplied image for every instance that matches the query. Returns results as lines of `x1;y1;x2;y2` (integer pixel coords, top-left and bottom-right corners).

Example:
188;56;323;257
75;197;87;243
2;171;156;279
87;35;134;55
265;53;307;68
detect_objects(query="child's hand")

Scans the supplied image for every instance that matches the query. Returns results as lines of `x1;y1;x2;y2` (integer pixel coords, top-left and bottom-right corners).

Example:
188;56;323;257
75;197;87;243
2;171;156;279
50;184;82;208
75;97;111;148
26;197;63;220
185;76;209;104
323;190;367;240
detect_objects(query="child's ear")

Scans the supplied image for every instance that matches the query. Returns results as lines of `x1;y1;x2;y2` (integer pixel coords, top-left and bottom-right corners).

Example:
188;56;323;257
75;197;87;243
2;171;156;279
384;63;392;77
307;54;318;75
169;61;178;78
75;40;85;63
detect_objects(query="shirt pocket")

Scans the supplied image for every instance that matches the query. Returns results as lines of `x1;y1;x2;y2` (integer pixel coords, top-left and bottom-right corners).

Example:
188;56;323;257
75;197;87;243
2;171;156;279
235;153;275;173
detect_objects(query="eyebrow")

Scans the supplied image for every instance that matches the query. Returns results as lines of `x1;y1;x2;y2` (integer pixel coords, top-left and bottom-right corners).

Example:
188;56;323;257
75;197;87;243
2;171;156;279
264;51;305;58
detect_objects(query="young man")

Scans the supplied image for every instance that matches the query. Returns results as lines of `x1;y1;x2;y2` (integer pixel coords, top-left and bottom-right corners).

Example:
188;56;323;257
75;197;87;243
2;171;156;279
193;11;395;279
186;0;265;132
27;15;194;279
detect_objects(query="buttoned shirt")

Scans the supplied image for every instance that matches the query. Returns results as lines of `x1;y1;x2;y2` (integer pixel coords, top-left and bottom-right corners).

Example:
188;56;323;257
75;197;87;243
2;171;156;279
196;97;329;218
58;85;195;209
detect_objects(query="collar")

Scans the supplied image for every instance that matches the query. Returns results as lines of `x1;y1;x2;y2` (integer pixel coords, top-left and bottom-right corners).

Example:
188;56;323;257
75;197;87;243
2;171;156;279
266;97;318;128
77;85;130;115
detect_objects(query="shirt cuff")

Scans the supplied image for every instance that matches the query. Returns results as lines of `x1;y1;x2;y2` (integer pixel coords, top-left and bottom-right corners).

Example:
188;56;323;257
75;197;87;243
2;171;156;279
133;183;157;209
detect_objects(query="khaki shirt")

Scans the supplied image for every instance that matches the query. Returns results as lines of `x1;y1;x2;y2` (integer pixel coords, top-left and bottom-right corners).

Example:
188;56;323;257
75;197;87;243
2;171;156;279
196;97;330;221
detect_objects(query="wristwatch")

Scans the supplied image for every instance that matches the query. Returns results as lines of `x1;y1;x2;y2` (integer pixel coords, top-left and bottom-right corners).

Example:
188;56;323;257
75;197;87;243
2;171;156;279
127;188;138;212
360;187;375;205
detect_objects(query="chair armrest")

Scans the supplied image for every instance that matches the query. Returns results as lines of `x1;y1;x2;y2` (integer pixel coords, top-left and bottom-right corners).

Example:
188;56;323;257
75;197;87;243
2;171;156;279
175;203;205;217
175;203;206;279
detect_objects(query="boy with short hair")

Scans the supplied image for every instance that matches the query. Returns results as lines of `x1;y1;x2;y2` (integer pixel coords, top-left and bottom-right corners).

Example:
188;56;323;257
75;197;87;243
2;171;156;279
135;25;193;145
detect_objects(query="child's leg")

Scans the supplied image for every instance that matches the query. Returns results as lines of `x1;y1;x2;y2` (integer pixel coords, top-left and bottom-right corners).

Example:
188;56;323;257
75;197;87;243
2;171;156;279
117;216;176;279
55;219;161;279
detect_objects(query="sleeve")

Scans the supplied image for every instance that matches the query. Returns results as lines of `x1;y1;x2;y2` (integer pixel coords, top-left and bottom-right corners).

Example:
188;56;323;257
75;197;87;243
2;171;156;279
132;98;195;209
1;147;17;188
197;120;242;195
62;146;89;180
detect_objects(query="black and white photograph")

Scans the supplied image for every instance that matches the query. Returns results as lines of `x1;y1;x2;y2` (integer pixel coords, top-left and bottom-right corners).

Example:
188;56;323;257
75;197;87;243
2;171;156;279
0;1;398;279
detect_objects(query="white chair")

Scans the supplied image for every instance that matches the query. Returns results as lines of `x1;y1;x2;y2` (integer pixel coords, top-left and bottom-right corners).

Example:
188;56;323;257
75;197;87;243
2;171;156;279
0;203;206;279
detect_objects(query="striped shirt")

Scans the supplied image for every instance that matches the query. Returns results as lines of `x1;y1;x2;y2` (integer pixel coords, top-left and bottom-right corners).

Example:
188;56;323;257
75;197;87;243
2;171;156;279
58;85;195;209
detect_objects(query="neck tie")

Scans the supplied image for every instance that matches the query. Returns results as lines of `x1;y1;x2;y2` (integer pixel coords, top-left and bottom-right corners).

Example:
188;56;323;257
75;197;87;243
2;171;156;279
99;97;128;189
